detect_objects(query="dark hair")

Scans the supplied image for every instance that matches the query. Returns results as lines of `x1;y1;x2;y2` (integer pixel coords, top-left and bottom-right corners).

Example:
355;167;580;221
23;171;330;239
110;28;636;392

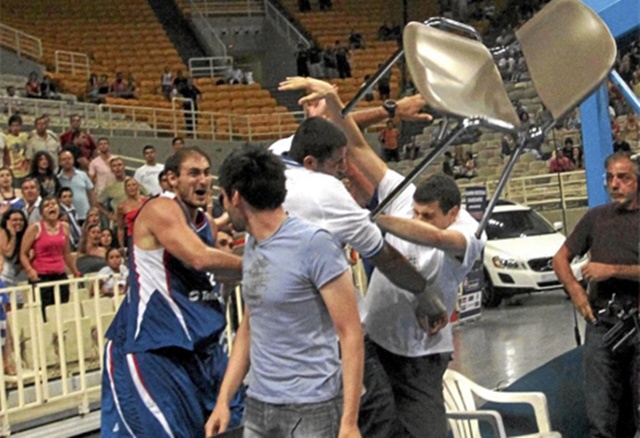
414;174;461;214
218;144;286;210
158;169;167;184
35;115;47;124
29;151;56;177
21;177;40;191
8;114;22;126
101;228;118;249
289;117;347;165
0;209;27;260
105;247;121;261
38;195;58;215
58;186;73;198
164;146;211;176
143;145;155;153
171;136;184;145
96;137;109;144
564;137;574;146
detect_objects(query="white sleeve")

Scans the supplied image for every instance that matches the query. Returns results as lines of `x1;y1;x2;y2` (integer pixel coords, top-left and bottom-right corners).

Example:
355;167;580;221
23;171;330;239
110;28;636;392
0;133;5;152
133;167;143;183
377;169;415;218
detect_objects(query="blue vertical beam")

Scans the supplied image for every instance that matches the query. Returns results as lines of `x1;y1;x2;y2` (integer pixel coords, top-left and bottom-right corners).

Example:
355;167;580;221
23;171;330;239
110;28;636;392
579;0;639;207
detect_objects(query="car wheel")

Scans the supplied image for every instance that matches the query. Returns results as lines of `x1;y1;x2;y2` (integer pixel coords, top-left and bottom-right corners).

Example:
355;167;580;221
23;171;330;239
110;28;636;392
482;273;503;308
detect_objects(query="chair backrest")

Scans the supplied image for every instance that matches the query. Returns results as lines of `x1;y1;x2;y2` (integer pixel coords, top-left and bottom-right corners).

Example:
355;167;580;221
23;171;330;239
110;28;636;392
404;23;521;127
443;369;482;438
515;0;616;122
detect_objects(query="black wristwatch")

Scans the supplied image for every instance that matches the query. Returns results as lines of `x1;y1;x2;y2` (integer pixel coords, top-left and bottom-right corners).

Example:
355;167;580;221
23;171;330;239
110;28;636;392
383;99;397;119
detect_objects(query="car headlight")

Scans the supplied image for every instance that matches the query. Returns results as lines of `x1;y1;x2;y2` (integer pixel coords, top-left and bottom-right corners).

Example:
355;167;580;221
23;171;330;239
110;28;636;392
491;256;523;270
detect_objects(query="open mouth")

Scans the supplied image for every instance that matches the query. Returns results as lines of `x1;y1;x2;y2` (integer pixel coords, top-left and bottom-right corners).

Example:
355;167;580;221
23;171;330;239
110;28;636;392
195;189;207;196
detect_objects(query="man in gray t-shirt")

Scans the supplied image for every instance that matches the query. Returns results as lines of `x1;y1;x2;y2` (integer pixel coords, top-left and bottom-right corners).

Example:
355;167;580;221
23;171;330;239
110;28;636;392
206;144;364;438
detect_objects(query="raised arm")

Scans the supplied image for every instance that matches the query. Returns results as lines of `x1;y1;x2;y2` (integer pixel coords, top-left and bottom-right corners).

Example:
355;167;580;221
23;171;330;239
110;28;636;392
351;94;433;130
319;270;363;438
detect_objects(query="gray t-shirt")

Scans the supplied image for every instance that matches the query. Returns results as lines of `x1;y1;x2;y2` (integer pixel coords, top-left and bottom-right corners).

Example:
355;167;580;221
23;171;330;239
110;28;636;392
242;216;349;404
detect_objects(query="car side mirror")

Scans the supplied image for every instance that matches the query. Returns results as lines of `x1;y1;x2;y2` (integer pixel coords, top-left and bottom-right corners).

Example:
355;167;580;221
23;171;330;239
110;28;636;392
553;221;563;231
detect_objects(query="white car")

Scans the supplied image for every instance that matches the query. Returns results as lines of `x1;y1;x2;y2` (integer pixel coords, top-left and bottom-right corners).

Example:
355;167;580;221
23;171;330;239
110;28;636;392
482;201;588;307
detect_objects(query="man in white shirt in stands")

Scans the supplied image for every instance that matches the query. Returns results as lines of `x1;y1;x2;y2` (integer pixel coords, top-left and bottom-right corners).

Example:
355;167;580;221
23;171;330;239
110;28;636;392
281;76;486;438
133;145;163;195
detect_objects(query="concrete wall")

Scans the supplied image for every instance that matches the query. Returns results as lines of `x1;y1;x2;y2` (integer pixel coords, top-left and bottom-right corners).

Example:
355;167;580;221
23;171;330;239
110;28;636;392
0;47;46;78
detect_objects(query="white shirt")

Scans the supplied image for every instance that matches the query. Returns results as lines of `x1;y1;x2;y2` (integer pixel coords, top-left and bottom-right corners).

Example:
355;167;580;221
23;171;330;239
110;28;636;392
269;135;293;156
365;170;486;357
134;163;164;195
98;264;129;294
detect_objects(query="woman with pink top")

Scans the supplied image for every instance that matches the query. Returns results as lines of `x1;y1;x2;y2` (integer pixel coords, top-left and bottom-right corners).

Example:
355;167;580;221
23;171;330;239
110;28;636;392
20;196;81;319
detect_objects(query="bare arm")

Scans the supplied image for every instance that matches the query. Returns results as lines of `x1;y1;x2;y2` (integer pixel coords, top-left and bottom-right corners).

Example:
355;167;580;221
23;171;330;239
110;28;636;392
20;224;39;281
116;205;126;249
87;187;97;208
62;223;80;277
553;244;594;322
377;214;468;256
0;229;16;258
320;270;363;436
137;197;242;280
582;262;640;282
205;306;251;436
352;94;433;129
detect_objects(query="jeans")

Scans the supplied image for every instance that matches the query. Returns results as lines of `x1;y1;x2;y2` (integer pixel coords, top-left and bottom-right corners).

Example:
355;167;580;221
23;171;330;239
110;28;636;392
376;343;451;438
358;337;402;437
243;396;341;438
584;321;639;438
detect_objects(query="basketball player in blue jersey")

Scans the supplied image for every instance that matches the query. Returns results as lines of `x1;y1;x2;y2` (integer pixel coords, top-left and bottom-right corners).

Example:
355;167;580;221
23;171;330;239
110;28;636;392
101;147;245;437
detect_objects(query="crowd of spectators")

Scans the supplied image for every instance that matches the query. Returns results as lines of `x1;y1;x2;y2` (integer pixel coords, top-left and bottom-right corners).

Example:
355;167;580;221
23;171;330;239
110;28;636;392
295;40;353;79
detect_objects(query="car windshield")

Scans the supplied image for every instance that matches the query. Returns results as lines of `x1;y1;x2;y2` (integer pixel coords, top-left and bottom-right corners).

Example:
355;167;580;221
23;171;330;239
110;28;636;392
486;209;556;240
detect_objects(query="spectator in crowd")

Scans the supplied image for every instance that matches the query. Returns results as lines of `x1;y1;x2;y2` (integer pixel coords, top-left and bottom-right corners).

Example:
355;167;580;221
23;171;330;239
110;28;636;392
563;108;581;130
349;29;365;49
133;145;163;195
378;21;393;41
613;131;631;153
21;178;41;224
97;248;129;297
59;114;97;170
442;151;459;178
20;196;81;320
553;152;639;438
298;0;311;12
99;157;148;220
180;78;202;134
100;228;117;250
110;72;129;98
0;168;23;215
226;65;244;85
57;150;96;224
116;177;147;249
125;74;139;99
97;74;110;96
76;223;107;274
26;116;61;168
404;136;420;160
88;137;115;196
86;73;101;103
57;187;81;251
335;40;352;78
27;151;60;197
161;67;174;99
572;144;584;170
323;45;338;79
172;70;188;95
623;113;639;147
549;149;574;173
308;44;324;78
2;86;24;114
25;72;40;99
172;136;184;152
318;0;332;10
460;151;477;179
378;65;391;101
295;44;310;77
40;75;59;100
3;114;29;183
379;120;400;162
158;170;170;193
501;134;515;158
562;137;576;158
0;209;27;287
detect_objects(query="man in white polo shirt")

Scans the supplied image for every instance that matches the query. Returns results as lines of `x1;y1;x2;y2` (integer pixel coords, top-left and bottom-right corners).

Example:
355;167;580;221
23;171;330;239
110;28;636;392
133;145;163;195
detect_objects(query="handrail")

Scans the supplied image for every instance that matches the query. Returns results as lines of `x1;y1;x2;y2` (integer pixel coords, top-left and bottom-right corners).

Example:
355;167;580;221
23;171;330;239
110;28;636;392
190;0;228;58
188;56;234;78
263;0;311;48
54;50;91;78
0;22;43;60
191;0;265;16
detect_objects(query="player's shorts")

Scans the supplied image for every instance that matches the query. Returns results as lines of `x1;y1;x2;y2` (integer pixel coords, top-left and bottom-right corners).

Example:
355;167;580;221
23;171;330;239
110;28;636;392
101;340;244;437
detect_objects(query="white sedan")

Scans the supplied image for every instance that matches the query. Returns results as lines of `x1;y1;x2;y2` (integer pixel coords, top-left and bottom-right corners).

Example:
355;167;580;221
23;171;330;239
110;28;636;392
482;202;588;307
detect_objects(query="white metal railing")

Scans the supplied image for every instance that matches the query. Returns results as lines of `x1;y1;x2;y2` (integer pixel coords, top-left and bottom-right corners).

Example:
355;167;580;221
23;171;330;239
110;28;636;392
54;50;91;78
0;276;124;436
264;0;311;48
0;23;42;60
191;0;265;16
189;56;234;78
190;2;228;58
